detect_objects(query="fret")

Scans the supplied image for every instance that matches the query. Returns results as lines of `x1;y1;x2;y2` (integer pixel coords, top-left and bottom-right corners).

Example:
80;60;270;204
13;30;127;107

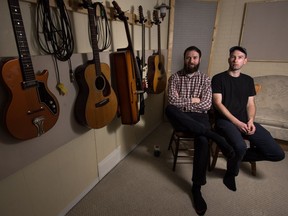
87;5;102;77
8;0;36;83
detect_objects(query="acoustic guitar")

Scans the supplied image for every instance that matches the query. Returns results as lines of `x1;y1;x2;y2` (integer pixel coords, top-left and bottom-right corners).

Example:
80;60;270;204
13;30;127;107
147;10;167;94
0;0;59;140
110;1;144;124
74;0;118;129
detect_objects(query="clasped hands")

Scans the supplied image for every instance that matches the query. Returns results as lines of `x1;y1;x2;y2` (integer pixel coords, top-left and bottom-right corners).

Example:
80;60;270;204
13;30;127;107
237;120;256;135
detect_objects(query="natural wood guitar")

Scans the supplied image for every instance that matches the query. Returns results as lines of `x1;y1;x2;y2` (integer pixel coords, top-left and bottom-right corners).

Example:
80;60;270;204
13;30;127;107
110;1;144;124
74;0;118;129
0;0;59;140
147;10;167;94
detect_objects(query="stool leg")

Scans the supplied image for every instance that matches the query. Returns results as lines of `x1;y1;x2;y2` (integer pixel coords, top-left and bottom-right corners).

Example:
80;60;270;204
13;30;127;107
172;136;180;171
209;143;220;171
250;162;256;176
168;131;175;150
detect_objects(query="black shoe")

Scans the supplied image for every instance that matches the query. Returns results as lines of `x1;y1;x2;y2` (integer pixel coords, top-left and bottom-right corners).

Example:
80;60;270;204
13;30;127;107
223;172;237;191
192;187;207;215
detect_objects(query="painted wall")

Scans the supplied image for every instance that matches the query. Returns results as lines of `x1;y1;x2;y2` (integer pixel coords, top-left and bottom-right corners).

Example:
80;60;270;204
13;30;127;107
2;0;286;215
0;0;169;215
208;0;288;77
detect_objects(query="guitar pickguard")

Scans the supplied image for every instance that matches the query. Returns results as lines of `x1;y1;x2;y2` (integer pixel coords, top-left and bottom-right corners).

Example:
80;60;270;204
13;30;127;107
37;82;58;115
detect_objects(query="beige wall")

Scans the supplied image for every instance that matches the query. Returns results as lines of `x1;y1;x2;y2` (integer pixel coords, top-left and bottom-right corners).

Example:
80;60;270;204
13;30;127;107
0;0;168;215
208;0;288;77
2;0;287;216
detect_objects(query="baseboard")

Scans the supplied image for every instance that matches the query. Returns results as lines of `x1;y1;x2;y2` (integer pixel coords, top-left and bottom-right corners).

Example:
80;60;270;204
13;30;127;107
58;177;100;216
98;146;121;179
59;120;162;216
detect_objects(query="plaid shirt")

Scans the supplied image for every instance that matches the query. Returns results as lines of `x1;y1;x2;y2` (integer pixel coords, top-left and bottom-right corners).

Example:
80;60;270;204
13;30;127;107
167;69;212;113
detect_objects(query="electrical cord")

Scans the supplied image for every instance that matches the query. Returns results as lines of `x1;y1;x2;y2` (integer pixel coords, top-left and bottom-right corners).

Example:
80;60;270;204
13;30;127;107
92;2;112;51
36;0;74;61
36;0;74;92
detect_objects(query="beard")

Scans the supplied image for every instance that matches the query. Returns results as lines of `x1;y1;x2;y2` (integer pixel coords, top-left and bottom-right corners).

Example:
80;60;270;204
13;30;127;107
184;63;200;74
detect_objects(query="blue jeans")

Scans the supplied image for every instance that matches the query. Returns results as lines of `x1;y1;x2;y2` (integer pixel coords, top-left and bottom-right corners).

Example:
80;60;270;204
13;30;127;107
216;119;285;176
165;105;210;185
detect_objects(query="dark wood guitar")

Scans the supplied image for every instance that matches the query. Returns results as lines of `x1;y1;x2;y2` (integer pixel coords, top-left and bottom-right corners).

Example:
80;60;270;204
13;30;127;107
74;0;118;129
0;0;59;140
110;1;144;124
147;10;167;94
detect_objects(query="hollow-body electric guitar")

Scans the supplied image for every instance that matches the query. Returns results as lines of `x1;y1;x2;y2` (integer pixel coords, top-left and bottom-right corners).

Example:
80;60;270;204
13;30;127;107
0;0;59;140
74;0;118;129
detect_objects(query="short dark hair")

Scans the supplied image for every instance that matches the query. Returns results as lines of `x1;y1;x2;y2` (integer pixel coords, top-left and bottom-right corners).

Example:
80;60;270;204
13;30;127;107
229;46;247;57
184;46;202;58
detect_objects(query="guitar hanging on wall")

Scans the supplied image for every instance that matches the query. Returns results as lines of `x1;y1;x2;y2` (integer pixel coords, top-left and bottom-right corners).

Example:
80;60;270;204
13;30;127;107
0;0;59;140
74;0;118;129
147;10;167;94
110;1;144;124
136;5;148;91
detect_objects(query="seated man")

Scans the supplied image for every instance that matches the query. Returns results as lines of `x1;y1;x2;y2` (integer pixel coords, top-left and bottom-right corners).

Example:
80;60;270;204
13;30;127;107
211;46;285;192
165;46;234;215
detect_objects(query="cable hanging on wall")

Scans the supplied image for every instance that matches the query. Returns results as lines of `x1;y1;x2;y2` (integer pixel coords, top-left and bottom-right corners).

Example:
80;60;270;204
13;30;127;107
90;2;112;51
36;0;75;94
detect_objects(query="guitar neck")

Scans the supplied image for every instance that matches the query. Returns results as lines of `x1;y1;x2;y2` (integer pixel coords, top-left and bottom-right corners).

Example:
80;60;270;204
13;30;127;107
157;24;161;57
87;5;102;75
141;23;146;68
8;0;36;87
122;17;143;91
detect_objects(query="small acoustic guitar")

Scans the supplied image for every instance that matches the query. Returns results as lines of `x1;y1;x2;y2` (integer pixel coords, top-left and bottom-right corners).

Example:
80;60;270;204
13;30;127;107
0;0;59;140
147;10;167;94
74;0;118;129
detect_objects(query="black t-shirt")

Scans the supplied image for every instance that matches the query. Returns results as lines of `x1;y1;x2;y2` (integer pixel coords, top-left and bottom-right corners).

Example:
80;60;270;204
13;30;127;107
212;71;256;122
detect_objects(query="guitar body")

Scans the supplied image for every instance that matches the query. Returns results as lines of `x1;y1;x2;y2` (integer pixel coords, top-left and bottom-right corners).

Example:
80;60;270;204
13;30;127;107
110;51;139;124
1;58;59;140
74;62;118;129
147;54;167;94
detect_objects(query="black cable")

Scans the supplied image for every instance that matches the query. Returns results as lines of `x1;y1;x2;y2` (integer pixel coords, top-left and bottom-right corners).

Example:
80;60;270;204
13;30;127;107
93;2;111;51
36;0;74;61
36;0;74;87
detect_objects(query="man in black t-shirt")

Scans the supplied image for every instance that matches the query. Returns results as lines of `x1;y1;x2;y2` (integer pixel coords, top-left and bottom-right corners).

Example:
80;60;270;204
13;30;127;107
212;46;285;192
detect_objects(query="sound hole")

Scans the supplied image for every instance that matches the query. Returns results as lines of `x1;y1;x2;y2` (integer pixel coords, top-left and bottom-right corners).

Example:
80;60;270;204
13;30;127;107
95;76;105;90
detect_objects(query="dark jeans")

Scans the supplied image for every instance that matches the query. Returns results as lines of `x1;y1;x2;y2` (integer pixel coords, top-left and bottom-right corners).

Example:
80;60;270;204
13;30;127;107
165;104;210;186
216;118;285;176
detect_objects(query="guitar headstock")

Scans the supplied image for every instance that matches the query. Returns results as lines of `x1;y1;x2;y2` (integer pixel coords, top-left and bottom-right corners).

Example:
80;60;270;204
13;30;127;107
81;0;93;9
138;5;146;24
112;1;127;22
152;10;161;25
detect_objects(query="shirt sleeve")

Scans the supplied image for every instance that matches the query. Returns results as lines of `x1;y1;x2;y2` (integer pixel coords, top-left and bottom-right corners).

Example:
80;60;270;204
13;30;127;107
193;76;212;112
167;74;191;108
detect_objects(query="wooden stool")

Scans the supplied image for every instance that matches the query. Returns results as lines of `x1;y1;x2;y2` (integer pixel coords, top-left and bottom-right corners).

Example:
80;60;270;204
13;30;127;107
168;130;195;171
209;141;257;176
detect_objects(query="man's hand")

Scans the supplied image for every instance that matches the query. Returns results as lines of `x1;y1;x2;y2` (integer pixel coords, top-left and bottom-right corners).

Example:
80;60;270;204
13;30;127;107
192;97;200;104
246;120;256;135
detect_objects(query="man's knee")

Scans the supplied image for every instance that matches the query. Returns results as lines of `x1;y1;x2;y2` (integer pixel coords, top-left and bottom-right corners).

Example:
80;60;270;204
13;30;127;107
273;150;285;161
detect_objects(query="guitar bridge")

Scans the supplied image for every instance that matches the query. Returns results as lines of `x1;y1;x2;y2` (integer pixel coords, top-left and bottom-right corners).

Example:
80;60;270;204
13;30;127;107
33;116;45;136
